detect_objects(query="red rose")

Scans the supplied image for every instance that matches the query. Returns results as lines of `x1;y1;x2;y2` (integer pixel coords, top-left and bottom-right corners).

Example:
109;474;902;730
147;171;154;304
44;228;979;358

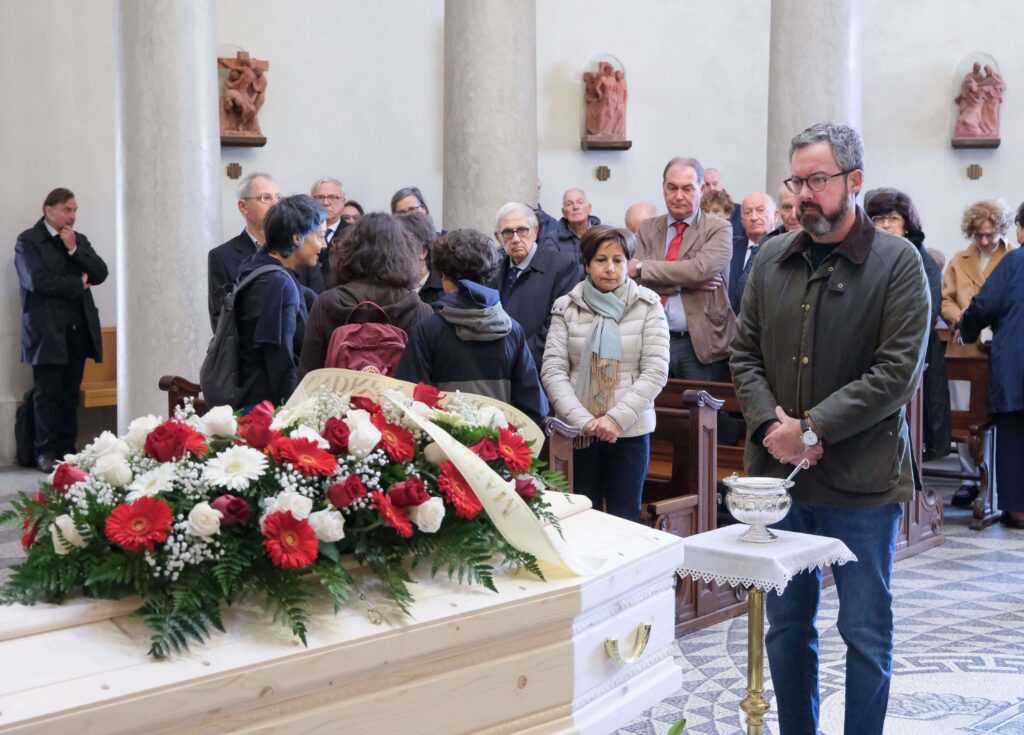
514;477;538;500
322;417;350;454
468;437;499;461
145;420;208;463
211;494;250;525
350;396;381;415
413;382;442;408
51;463;88;494
238;401;277;450
328;475;367;509
388;477;429;507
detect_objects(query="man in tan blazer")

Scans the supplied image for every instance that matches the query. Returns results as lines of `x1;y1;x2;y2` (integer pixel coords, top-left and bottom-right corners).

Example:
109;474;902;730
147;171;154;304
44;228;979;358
628;156;736;381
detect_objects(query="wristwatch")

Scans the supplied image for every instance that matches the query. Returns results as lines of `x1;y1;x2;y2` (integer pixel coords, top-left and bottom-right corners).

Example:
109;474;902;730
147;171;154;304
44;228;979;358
800;418;819;447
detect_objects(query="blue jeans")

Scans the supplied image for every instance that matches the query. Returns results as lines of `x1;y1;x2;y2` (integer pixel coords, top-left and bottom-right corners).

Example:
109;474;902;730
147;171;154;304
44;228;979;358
765;501;903;735
573;433;650;522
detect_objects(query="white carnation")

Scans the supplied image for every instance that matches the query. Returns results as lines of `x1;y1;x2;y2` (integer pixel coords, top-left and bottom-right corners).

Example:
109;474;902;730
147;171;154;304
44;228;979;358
124;415;162;449
307;508;346;542
90;430;130;460
347;421;382;459
476;405;509;429
290;425;330;450
50;515;87;554
201;405;238;437
93;453;133;487
408;497;446;533
204;445;267;491
187;502;223;537
126;463;177;501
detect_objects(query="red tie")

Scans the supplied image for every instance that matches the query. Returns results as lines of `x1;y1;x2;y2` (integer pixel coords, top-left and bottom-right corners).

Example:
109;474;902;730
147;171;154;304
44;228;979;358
661;221;687;306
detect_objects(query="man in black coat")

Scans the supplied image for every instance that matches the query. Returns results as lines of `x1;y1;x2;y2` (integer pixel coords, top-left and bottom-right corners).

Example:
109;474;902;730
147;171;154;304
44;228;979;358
492;202;578;370
728;192;777;313
15;188;108;472
208;172;324;330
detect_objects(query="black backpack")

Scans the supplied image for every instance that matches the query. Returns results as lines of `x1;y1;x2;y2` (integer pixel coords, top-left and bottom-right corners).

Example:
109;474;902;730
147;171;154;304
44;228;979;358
15;389;35;467
200;264;286;409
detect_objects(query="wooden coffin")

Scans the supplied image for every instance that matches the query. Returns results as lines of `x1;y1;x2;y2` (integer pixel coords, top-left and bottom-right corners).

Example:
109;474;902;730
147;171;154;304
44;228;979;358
0;502;684;735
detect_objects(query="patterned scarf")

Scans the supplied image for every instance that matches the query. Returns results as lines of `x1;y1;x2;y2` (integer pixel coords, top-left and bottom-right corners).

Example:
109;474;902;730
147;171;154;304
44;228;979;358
574;278;627;418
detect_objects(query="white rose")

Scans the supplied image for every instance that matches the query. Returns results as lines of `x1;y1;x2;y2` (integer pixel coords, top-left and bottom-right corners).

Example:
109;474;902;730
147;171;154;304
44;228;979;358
124;415;162;449
291;425;330;450
423;441;448;466
201;405;238;437
268;492;313;521
307;508;346;542
347;421;382;459
187;502;223;537
91;430;130;460
476;405;509;429
408;497;446;533
344;409;372;428
50;515;87;554
93;453;133;487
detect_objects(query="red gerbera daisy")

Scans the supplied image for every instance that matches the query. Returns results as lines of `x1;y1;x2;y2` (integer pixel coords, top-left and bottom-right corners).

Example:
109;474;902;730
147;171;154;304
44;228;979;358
497;426;532;473
437;462;483;520
372;491;413;538
277;437;337;476
371;413;415;463
262;511;318;569
105;497;174;552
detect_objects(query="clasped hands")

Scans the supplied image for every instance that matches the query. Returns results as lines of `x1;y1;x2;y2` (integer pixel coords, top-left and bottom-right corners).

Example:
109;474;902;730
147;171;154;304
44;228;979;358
626;259;723;292
583;415;620;443
763;406;823;467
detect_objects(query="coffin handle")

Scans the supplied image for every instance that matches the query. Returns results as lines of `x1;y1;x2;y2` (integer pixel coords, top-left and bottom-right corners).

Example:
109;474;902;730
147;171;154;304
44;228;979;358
604;622;652;665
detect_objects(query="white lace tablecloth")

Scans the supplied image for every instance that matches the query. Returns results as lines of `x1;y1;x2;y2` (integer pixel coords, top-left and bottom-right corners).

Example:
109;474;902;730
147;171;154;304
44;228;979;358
676;524;857;594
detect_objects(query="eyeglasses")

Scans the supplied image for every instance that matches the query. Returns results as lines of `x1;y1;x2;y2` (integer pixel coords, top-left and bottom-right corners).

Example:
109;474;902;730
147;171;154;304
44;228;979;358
499;227;533;241
396;204;426;215
783;170;853;194
242;193;282;204
871;213;905;226
313;194;345;203
974;230;998;242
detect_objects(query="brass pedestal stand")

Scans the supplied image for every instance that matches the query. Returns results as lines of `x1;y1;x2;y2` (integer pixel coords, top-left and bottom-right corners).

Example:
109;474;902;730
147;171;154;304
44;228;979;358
738;587;770;734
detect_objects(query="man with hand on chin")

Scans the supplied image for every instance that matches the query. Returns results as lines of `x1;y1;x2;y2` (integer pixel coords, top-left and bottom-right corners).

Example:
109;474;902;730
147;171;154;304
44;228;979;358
730;122;929;735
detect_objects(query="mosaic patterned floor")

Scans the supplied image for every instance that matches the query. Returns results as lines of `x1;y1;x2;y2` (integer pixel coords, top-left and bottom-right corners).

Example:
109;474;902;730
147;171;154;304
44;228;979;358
3;467;1022;734
617;491;1024;735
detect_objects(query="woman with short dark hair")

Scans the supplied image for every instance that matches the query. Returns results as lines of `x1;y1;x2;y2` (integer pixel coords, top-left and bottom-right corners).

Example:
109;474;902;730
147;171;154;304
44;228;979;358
236;194;326;407
395;228;548;425
541;224;669;521
300;212;432;375
864;188;950;461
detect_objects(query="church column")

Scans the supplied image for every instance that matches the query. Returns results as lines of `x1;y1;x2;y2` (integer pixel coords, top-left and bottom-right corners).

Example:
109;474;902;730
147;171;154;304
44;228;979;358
113;1;221;427
443;0;537;235
765;0;862;192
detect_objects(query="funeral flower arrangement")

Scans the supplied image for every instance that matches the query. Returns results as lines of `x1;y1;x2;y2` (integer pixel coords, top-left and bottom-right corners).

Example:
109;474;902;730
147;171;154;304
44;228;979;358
0;383;566;659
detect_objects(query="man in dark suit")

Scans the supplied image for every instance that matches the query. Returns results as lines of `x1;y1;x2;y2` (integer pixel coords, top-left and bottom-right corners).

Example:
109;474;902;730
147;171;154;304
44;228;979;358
15;188;108;472
729;192;777;313
310;177;348;286
208;172;325;329
492;202;578;370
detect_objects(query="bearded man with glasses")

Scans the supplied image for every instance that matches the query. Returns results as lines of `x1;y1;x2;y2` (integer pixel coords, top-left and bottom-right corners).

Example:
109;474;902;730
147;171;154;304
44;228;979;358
731;122;930;735
208;172;325;330
491;202;577;371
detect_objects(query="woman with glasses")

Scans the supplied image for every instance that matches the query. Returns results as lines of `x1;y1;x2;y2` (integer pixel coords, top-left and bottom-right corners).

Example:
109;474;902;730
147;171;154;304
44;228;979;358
864;188;950;461
942;199;1015;506
541;225;669;522
957;200;1024;528
339;200;363;225
235;195;326;409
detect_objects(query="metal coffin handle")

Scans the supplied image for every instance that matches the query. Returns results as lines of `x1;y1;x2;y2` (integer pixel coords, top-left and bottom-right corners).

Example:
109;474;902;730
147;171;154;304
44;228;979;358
604;622;652;665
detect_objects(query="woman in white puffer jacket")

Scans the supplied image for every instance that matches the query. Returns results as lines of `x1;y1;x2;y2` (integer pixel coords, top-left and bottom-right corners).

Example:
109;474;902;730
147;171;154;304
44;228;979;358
541;225;669;521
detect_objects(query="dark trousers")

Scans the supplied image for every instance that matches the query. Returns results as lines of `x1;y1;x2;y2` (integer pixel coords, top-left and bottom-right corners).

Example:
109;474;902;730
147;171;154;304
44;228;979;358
996;411;1024;513
573;433;650;522
32;325;89;456
668;332;741;444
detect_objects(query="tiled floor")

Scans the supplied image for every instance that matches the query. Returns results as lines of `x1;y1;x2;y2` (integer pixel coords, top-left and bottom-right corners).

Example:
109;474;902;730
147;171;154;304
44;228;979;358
3;466;1022;734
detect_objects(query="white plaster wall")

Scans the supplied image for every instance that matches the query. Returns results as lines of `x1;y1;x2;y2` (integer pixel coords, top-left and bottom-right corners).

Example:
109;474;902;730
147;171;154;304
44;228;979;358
536;0;771;227
861;0;1024;260
215;0;445;237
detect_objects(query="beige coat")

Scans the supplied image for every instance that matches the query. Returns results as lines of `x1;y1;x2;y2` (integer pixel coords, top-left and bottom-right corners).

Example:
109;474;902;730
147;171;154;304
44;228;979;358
541;280;669;437
941;240;1013;325
634;211;735;363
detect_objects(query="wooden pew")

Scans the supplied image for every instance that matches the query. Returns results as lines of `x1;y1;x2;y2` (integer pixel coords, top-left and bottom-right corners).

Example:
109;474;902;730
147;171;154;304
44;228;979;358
923;331;998;529
80;326;117;407
157;375;208;417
